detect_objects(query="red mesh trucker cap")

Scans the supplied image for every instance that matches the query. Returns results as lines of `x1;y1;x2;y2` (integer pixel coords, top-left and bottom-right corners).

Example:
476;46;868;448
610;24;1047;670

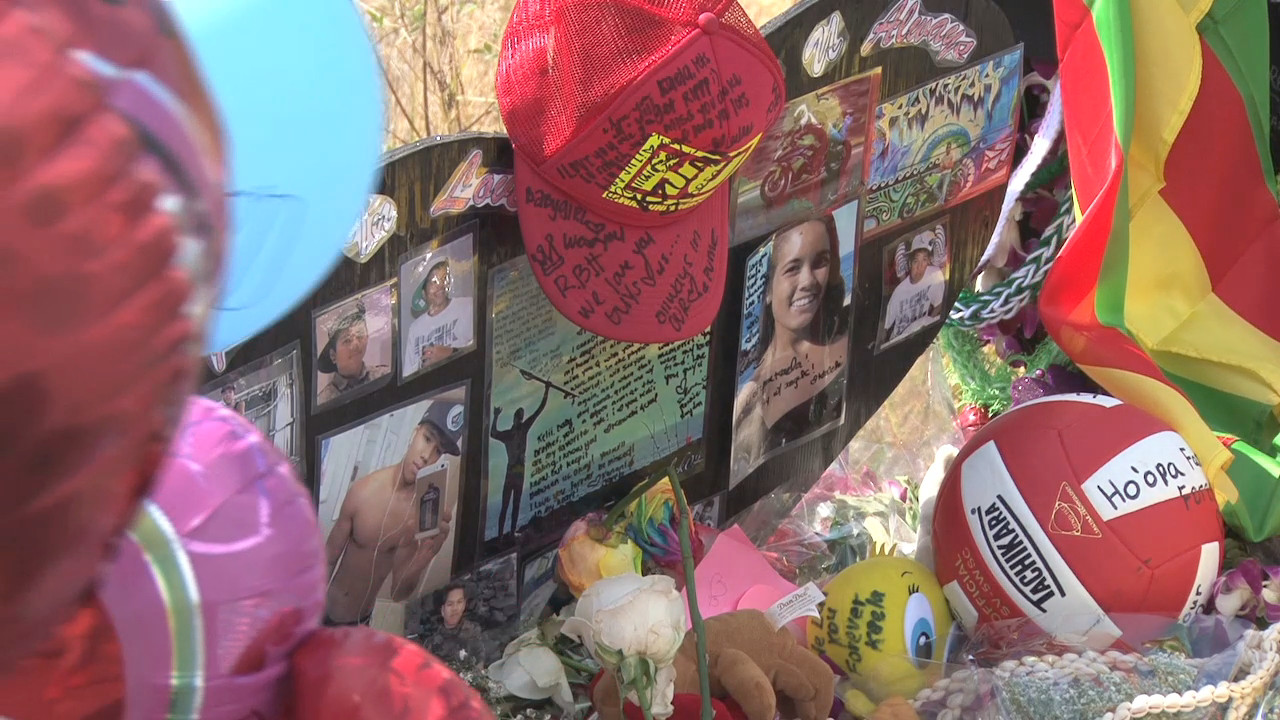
497;0;786;342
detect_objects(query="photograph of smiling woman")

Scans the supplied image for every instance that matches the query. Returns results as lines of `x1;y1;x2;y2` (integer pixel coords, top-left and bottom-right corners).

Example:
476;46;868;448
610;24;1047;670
730;214;852;486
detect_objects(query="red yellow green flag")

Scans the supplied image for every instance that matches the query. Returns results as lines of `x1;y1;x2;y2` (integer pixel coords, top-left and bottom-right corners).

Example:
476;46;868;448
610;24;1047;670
1043;0;1280;540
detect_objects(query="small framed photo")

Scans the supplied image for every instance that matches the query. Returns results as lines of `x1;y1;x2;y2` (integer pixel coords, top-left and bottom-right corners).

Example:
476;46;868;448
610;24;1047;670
311;279;396;412
691;491;726;529
518;544;567;631
200;341;305;475
398;222;479;382
875;217;951;353
413;552;519;665
316;382;469;626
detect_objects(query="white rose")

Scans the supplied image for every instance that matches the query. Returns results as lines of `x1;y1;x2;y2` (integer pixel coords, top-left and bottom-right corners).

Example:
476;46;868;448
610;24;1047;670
623;664;675;719
488;630;574;715
561;573;688;669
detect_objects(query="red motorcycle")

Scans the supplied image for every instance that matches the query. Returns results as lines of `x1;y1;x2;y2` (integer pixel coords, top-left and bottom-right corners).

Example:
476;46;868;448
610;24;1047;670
759;113;828;209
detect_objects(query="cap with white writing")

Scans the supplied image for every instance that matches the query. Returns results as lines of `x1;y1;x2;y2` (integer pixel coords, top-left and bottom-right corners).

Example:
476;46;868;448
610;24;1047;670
497;0;785;342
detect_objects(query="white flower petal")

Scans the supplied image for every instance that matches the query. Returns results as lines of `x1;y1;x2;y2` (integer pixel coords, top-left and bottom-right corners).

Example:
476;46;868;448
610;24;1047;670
586;573;648;612
650;664;677;720
570;573;688;669
1218;587;1252;617
490;645;574;706
519;646;567;686
551;675;576;716
489;656;553;701
561;616;595;652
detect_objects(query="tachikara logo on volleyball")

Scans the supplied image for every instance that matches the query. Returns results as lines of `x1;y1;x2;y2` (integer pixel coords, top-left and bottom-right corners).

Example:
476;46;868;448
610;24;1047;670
972;496;1065;613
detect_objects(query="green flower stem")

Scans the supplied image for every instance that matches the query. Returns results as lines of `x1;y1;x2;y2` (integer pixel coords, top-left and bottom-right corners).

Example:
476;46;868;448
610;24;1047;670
667;467;713;720
622;658;658;720
558;653;595;676
602;475;665;534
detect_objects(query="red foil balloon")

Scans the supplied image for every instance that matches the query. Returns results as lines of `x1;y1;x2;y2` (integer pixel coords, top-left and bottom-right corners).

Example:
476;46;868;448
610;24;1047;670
287;628;495;720
0;0;225;670
0;598;125;719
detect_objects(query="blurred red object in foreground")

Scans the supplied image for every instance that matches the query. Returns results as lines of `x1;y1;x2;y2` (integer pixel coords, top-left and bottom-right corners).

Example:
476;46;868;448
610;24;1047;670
0;597;125;718
286;627;495;720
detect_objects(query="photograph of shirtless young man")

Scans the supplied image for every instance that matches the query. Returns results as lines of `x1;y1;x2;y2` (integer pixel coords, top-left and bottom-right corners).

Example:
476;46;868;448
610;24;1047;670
318;386;468;627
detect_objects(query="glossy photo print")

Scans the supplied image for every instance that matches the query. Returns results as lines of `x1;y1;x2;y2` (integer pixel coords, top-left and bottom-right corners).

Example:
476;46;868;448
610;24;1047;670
691;492;726;529
734;68;881;242
200;341;305;474
412;552;518;665
730;201;859;486
518;545;569;631
876;217;952;352
311;280;396;412
317;383;469;629
398;223;479;382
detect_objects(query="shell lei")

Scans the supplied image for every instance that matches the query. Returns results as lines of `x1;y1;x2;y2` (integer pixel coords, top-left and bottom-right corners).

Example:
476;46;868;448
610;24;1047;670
910;625;1280;720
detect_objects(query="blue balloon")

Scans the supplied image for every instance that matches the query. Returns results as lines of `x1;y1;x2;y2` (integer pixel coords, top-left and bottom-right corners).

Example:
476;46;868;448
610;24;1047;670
168;0;385;353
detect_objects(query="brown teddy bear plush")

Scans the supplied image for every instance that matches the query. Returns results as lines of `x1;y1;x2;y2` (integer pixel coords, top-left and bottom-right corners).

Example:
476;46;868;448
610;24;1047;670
592;609;835;720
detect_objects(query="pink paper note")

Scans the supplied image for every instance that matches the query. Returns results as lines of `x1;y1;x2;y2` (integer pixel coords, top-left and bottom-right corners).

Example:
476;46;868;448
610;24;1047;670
682;525;799;629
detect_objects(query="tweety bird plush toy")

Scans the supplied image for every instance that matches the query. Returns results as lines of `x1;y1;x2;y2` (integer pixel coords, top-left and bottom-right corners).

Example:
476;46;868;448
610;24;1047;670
807;554;952;717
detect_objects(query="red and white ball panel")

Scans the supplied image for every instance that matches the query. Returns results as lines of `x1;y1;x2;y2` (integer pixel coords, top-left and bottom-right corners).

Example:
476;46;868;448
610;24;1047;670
932;393;1225;648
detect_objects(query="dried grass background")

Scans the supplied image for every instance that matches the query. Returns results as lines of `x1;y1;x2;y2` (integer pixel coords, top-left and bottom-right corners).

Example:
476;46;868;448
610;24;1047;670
359;0;798;148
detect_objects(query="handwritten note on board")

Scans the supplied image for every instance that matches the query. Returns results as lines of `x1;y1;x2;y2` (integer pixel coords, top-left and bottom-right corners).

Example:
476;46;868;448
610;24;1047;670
682;525;799;628
485;256;709;542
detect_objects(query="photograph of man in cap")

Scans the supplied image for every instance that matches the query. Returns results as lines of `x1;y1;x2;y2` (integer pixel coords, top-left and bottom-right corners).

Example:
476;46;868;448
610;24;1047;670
321;393;467;627
313;282;395;409
401;256;476;380
878;221;950;350
219;382;246;415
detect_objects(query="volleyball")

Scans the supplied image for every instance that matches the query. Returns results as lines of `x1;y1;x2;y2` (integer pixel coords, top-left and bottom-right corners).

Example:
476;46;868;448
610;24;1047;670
931;394;1225;649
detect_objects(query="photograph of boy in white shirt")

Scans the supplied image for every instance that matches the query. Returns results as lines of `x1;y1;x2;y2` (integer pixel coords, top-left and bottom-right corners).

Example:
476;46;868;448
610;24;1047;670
399;228;478;380
878;221;950;351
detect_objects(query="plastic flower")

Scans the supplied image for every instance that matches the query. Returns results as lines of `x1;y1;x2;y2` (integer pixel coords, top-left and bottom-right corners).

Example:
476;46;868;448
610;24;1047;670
558;511;642;597
1210;558;1280;624
562;573;687;719
488;630;575;716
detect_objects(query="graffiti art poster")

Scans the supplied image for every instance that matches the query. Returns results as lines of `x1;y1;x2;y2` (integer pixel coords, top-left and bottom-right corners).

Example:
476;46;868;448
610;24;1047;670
734;69;881;243
730;200;859;486
484;255;708;554
862;45;1023;239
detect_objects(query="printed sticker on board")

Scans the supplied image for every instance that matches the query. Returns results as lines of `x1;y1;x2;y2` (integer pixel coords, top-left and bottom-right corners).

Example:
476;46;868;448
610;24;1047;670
860;0;978;68
344;194;398;263
206;343;243;375
802;11;850;78
430;148;517;217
